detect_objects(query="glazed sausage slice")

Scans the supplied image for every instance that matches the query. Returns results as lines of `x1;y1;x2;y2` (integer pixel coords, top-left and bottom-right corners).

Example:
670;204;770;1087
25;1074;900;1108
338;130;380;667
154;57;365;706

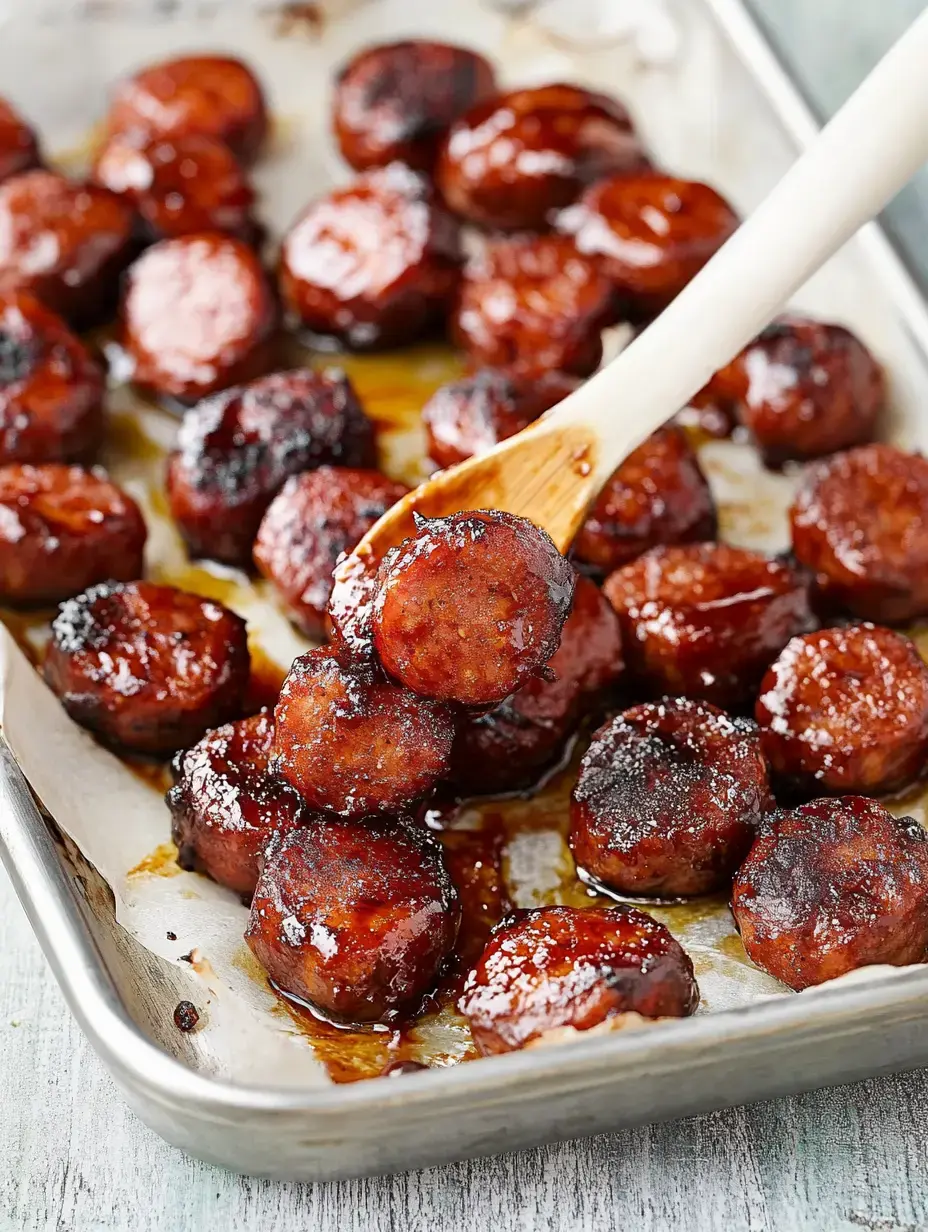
121;233;277;405
333;40;497;173
167;711;309;899
452;235;615;379
423;368;579;470
436;84;648;231
570;699;771;899
0;171;136;328
574;425;717;574
756;624;928;797
603;543;814;711
166;368;375;567
0;98;41;184
254;466;408;639
0;290;105;464
0;464;146;606
557;173;738;317
270;647;455;817
790;443;928;624
106;55;268;165
732;796;928;990
372;509;576;707
326;547;382;666
44;580;250;755
458;904;698;1054
246;817;461;1024
279;163;461;350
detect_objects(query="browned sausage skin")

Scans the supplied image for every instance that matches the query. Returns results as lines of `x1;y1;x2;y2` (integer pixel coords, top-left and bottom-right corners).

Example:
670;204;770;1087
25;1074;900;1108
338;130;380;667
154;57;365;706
574;425;717;574
0;290;105;464
458;904;698;1054
246;817;461;1024
436;84;648;232
167;711;309;899
44;580;250;755
333;41;497;173
570;700;771;899
0;464;146;606
603;542;815;711
254;466;408;639
372;509;576;707
0;98;41;185
166;368;375;568
279;163;461;351
326;547;382;666
121;232;277;405
270;647;455;817
790;443;928;624
732;796;928;990
756;625;928;798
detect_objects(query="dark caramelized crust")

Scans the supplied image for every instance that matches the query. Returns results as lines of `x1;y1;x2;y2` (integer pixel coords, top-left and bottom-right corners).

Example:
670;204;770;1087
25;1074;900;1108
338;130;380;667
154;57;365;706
44;580;250;755
603;542;814;711
0;290;105;464
167;711;309;898
326;547;382;665
166;368;375;567
270;647;454;817
574;425;717;574
452;235;615;379
423;368;579;470
246;817;461;1023
436;83;648;231
372;509;576;707
557;173;738;317
106;55;268;165
279;163;461;350
756;625;928;797
450;575;623;796
732;796;928;990
790;443;928;624
0;464;146;606
0;98;41;184
254;466;408;639
0;171;136;328
333;40;497;173
570;699;771;899
458;904;698;1054
121;233;277;404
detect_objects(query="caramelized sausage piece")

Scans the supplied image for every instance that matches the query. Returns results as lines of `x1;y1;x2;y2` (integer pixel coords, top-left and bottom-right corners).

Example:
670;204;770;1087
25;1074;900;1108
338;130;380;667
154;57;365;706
603;543;814;711
246;817;460;1024
373;509;576;707
254;466;408;639
458;904;698;1054
279;163;461;350
334;40;497;173
121;233;277;405
452;235;615;379
790;443;928;624
93;132;258;244
423;368;579;470
450;575;623;796
106;55;268;165
574;425;717;574
756;625;928;798
270;647;454;817
732;797;928;990
436;84;648;232
326;547;382;666
0;171;136;328
570;700;771;899
167;711;309;899
0;464;146;606
44;580;250;755
0;98;41;184
557;173;738;317
0;290;105;464
166;368;375;567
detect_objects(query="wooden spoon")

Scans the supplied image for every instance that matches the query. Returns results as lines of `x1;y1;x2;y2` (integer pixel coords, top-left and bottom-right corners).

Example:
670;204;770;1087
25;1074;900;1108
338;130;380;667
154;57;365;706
351;10;928;565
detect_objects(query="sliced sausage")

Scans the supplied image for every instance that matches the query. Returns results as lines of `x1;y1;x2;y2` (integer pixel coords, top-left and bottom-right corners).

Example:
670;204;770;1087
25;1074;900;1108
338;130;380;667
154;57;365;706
0;98;41;185
326;546;381;666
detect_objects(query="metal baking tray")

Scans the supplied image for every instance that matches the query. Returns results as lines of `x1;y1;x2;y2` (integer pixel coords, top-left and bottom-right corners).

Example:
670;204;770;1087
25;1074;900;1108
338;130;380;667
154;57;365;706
4;0;928;1181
